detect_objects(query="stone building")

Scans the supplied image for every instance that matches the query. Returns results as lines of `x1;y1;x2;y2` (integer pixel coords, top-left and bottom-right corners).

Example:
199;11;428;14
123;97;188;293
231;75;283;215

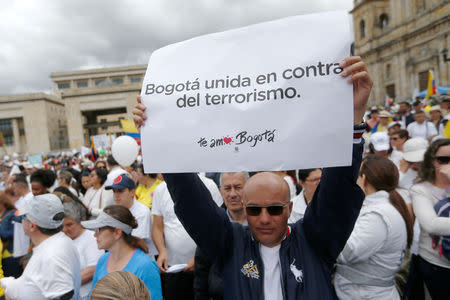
0;93;68;154
50;65;146;149
351;0;449;105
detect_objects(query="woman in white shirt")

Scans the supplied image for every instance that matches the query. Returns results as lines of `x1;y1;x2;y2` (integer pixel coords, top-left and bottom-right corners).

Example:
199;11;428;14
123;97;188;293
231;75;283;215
411;138;450;300
82;168;111;218
334;155;413;300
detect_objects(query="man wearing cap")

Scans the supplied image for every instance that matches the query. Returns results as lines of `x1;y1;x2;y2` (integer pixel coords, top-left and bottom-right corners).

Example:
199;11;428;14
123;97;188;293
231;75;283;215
428;105;444;133
105;174;157;257
0;194;81;300
407;110;438;141
369;132;403;169
370;110;391;133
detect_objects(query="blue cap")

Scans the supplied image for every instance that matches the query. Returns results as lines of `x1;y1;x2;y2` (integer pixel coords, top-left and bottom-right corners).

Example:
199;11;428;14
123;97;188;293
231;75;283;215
105;174;135;190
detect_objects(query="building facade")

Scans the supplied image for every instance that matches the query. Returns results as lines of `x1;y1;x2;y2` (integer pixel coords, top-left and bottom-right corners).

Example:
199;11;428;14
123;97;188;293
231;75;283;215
351;0;449;105
50;64;146;150
0;93;68;154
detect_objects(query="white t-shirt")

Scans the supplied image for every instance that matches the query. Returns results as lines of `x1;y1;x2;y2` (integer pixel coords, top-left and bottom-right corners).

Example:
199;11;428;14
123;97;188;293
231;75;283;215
288;190;307;223
129;199;158;257
5;232;81;300
152;175;222;266
389;150;403;170
13;192;33;257
283;175;296;200
73;230;104;299
407;121;437;139
82;186;113;217
260;244;283;300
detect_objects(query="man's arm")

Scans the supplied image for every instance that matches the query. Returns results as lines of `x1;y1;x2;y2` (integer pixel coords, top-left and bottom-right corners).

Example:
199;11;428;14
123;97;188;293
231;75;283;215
303;56;371;267
81;266;96;285
163;173;234;265
152;215;169;272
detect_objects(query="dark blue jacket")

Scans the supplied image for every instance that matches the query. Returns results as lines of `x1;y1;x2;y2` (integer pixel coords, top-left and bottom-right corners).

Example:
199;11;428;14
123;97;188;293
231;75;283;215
164;142;364;300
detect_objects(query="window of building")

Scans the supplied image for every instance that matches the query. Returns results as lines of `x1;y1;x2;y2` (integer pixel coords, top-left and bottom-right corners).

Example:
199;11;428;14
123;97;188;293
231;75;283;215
360;20;366;38
386;64;392;80
416;0;426;13
130;76;142;83
95;78;106;86
380;14;389;29
0;119;14;146
386;84;396;99
57;82;70;89
77;81;88;88
111;77;124;85
418;71;430;91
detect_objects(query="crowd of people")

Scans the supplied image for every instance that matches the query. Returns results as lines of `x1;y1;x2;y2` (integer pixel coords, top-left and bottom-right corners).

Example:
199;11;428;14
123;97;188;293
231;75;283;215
0;56;448;300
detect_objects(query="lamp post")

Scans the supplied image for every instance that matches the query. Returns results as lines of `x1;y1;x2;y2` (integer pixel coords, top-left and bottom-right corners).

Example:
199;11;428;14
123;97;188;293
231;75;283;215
443;48;450;62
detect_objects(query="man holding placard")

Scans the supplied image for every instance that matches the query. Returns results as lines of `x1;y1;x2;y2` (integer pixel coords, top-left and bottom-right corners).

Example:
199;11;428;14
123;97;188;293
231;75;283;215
133;11;373;300
134;56;372;300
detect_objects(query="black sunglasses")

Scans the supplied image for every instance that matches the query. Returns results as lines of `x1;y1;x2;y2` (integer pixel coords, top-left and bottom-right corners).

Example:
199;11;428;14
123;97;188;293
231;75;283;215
245;203;289;216
435;156;450;165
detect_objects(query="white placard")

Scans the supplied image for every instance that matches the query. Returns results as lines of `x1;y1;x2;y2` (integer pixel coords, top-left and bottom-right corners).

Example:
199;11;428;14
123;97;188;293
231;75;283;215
92;134;110;151
141;11;353;173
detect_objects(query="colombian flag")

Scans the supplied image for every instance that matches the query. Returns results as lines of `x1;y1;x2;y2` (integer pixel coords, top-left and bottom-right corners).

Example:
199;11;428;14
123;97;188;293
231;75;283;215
120;119;141;146
425;70;436;99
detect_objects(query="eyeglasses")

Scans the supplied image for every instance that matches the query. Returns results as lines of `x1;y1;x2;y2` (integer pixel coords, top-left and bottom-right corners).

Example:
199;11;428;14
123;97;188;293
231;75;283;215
95;227;112;233
245;203;289;216
435;156;450;165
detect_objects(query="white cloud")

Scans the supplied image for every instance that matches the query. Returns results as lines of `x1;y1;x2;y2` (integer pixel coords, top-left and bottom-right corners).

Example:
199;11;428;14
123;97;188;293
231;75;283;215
0;0;353;95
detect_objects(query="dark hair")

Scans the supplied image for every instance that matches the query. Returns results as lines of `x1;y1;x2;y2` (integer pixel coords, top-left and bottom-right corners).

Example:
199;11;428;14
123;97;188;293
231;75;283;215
103;205;148;253
37;225;62;235
399;101;411;108
0;191;16;210
418;139;450;183
13;173;28;187
93;168;108;185
360;155;413;247
368;143;393;155
138;164;157;179
30;169;56;188
107;155;118;167
297;168;320;182
53;186;89;219
391;129;409;140
79;168;91;195
413;100;422;107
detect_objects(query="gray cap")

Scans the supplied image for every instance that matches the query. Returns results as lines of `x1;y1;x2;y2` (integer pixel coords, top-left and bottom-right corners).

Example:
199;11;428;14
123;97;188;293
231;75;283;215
18;193;64;229
81;211;132;235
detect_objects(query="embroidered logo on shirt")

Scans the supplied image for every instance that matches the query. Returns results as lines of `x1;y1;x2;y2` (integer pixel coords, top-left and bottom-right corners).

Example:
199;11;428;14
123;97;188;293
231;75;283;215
241;260;260;279
290;259;304;283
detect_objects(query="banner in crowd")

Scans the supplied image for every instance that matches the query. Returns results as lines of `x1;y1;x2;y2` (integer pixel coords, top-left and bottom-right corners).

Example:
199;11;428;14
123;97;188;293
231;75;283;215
28;154;42;166
91;134;111;151
141;11;353;172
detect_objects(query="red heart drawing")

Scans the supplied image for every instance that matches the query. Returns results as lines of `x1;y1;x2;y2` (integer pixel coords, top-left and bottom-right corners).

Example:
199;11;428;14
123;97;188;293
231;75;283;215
224;136;233;144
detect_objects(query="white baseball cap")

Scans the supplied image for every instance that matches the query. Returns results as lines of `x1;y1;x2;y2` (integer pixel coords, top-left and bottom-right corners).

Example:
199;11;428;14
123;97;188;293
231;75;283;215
403;138;429;162
18;193;64;229
370;132;390;151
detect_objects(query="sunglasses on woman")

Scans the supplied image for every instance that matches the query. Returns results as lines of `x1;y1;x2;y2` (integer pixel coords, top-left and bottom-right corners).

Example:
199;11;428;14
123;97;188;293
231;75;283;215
435;156;450;165
245;203;289;216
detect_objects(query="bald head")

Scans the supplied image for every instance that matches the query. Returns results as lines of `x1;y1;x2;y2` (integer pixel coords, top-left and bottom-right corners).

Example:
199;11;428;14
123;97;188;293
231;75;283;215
243;172;290;205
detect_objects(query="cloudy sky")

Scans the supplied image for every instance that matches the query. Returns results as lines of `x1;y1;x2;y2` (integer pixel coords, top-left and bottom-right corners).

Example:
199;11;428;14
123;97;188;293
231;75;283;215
0;0;354;95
